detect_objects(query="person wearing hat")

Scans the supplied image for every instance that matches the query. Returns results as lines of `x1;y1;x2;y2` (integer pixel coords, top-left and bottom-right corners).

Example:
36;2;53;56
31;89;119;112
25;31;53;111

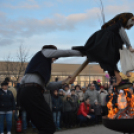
19;45;85;134
63;84;71;96
73;12;134;86
117;90;127;110
94;100;102;124
0;82;16;134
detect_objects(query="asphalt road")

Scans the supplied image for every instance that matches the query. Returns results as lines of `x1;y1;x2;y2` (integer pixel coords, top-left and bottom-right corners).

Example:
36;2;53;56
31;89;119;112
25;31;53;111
12;124;123;134
55;124;121;134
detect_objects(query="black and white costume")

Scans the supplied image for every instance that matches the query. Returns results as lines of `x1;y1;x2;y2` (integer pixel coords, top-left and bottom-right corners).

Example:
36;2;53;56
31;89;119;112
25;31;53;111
73;12;134;77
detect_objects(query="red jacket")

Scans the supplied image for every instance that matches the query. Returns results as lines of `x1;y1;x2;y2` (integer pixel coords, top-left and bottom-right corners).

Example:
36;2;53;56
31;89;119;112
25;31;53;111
77;102;90;117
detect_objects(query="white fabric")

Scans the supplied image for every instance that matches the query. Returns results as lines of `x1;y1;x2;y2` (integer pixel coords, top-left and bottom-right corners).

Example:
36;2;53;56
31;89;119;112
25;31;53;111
2;89;7;93
119;27;131;48
20;74;62;90
119;90;124;94
120;47;134;75
20;74;46;88
63;89;71;95
127;18;134;26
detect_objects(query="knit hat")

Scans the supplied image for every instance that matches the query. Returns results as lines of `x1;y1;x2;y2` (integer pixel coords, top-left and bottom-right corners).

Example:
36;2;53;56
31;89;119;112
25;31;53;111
63;84;69;89
1;81;8;87
119;90;124;94
59;89;63;92
94;99;98;103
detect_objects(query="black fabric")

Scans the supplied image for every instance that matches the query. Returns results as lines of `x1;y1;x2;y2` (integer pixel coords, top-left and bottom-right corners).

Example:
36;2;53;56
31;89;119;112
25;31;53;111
63;111;73;128
101;106;108;116
19;86;56;134
25;51;52;85
51;95;63;111
0;89;16;111
73;21;123;76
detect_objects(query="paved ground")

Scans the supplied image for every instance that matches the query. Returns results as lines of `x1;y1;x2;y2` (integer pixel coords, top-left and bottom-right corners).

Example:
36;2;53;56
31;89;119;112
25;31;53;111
12;124;122;134
55;125;121;134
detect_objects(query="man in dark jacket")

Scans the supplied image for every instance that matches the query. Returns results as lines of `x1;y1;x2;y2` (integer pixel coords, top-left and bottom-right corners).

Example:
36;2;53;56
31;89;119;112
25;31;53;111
19;45;84;134
51;89;62;130
0;81;16;134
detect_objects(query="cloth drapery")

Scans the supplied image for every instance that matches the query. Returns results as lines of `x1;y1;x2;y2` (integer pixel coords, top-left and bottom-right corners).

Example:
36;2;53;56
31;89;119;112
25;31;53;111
120;47;134;75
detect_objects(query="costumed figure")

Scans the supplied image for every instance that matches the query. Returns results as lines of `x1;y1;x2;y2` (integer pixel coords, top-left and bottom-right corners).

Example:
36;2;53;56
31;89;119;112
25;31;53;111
73;12;134;86
18;45;85;134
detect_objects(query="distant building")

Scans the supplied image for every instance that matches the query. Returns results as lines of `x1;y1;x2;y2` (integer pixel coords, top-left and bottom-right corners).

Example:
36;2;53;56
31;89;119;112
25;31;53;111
0;61;117;86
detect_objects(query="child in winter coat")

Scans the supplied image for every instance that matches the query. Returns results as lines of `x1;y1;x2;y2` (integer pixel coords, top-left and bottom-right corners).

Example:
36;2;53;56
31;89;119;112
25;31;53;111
94;100;102;124
52;89;63;130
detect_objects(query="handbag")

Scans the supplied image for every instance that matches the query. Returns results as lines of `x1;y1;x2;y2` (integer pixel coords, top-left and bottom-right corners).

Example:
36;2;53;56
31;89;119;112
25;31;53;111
120;47;134;75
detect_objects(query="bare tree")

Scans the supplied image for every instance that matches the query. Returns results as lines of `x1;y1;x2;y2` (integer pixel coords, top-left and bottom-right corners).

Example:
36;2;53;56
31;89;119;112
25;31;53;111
2;54;13;77
2;45;30;83
13;45;30;82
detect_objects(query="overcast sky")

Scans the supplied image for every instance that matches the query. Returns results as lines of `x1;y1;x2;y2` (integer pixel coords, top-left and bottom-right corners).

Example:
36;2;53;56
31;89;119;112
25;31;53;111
0;0;134;64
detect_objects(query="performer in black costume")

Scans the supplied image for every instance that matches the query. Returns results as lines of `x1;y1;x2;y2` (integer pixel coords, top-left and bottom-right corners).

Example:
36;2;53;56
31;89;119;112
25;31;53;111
73;13;134;86
19;45;85;134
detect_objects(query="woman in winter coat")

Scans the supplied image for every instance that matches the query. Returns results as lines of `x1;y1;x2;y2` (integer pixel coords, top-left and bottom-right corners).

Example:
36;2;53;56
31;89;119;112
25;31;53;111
75;85;84;103
77;97;95;126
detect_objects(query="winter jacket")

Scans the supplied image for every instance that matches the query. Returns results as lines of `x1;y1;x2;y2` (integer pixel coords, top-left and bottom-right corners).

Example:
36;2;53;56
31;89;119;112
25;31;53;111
94;104;101;115
8;86;17;101
0;88;16;111
63;96;73;112
75;90;84;102
63;89;71;95
99;90;108;106
59;95;64;102
52;95;63;111
77;102;90;117
84;89;101;106
71;95;78;111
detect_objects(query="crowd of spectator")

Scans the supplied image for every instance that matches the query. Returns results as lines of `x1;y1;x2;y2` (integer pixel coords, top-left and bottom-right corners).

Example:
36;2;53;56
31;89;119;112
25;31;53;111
1;77;134;134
